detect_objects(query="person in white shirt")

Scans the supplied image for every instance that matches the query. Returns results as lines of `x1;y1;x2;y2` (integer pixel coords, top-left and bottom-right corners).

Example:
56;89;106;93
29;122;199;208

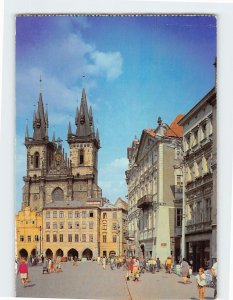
195;267;206;300
211;259;217;299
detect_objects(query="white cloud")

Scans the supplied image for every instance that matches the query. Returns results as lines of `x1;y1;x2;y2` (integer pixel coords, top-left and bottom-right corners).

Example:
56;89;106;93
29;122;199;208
88;51;123;80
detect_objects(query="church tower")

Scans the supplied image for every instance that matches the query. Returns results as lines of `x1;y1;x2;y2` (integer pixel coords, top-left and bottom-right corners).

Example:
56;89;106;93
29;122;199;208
23;90;56;210
67;89;101;198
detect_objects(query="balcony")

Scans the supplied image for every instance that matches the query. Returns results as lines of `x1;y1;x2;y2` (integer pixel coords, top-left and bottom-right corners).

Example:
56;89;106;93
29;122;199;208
137;194;153;209
174;186;183;201
125;230;135;241
186;219;212;233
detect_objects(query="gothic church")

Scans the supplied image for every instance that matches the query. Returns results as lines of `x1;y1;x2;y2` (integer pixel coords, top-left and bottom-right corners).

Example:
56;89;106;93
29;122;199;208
22;88;102;211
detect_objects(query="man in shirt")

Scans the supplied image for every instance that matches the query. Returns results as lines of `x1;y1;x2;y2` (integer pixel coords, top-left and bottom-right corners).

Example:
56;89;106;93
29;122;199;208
211;258;217;299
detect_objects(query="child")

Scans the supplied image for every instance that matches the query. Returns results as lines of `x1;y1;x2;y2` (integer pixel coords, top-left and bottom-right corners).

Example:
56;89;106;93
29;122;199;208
196;267;206;300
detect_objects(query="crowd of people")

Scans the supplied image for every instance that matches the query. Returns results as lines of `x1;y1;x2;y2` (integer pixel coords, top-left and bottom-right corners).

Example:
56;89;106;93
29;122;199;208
16;253;218;299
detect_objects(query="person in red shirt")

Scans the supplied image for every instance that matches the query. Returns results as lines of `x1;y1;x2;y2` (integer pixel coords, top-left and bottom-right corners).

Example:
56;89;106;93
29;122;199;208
18;259;29;287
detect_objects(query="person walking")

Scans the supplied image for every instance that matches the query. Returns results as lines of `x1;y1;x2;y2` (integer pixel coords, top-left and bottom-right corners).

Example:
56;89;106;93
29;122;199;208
132;257;140;281
102;256;106;270
18;259;29;288
211;259;217;299
181;258;190;284
156;258;161;272
165;256;172;274
110;257;115;270
73;256;78;266
196;267;206;300
42;257;48;274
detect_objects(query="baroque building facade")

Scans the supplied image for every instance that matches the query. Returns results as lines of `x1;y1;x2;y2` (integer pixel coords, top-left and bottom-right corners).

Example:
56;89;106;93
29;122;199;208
17;87;127;260
126;116;183;263
179;87;217;271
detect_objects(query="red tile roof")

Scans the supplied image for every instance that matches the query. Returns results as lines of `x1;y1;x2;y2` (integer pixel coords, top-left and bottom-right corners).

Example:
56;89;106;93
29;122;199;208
165;114;184;138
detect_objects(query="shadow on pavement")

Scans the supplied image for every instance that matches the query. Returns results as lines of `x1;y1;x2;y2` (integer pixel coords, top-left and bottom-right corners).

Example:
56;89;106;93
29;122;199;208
25;283;36;288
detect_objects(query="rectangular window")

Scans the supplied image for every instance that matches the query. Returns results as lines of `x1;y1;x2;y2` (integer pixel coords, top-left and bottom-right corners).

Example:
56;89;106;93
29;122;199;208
53;211;57;218
82;211;86;218
89;221;94;229
113;235;117;243
53;222;57;229
82;234;86;242
59;211;64;218
68;222;73;229
75;211;80;218
27;236;31;242
75;234;79;242
46;222;50;229
103;235;106;243
89;211;94;218
59;234;63;242
46;211;50;218
68;234;72;242
46;234;50;242
20;235;24;242
103;213;107;219
89;234;93;242
82;221;86;229
59;222;64;229
113;212;117;219
34;235;39;241
75;222;79;229
102;223;107;230
176;175;183;192
176;208;182;227
53;234;57;242
68;211;73;218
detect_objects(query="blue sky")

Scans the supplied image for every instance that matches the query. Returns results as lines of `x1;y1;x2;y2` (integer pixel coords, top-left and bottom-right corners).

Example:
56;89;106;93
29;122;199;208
16;15;216;211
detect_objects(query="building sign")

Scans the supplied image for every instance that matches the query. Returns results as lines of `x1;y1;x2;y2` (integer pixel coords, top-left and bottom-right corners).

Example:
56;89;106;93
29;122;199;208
161;243;167;247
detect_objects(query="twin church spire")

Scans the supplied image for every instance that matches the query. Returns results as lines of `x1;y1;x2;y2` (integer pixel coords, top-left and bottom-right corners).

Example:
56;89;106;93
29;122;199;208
25;81;100;147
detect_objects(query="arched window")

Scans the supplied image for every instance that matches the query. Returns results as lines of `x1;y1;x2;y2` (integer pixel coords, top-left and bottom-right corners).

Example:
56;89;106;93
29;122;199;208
52;188;64;202
79;149;84;165
34;152;40;168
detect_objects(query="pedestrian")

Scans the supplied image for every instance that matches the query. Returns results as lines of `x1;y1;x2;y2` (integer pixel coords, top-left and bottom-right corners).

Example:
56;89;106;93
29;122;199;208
156;258;161;272
42;257;48;274
102;256;106;270
41;255;44;264
151;258;156;274
211;258;217;299
181;258;190;284
126;257;133;280
48;258;52;273
97;256;100;265
196;267;206;300
165;256;172;274
110;256;115;270
18;259;30;288
73;256;78;266
132;257;140;281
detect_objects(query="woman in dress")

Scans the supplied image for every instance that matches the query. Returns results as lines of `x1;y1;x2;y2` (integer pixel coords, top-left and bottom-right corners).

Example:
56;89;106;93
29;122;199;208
18;259;29;287
181;258;190;284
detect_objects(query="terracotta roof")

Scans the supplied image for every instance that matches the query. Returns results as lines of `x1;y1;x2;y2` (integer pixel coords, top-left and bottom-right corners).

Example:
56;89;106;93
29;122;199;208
165;114;184;138
144;129;156;137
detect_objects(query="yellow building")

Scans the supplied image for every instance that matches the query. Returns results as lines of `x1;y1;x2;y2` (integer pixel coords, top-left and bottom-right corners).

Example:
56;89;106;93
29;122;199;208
16;206;42;258
42;201;101;259
100;198;128;257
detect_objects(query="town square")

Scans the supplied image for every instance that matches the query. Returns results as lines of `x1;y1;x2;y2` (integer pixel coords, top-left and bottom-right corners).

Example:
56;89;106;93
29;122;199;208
14;15;217;299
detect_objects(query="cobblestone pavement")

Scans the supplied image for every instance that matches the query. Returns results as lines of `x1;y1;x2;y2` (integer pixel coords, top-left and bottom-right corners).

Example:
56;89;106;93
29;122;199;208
16;262;215;299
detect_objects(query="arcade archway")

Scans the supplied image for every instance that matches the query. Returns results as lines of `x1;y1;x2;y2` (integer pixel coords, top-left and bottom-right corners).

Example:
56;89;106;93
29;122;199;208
56;249;64;257
82;248;93;260
45;248;53;258
19;248;28;258
67;248;78;260
109;250;116;257
31;248;37;257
